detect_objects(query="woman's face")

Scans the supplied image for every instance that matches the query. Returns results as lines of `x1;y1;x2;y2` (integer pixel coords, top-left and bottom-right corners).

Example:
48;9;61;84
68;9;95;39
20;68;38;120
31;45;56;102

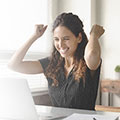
53;26;82;58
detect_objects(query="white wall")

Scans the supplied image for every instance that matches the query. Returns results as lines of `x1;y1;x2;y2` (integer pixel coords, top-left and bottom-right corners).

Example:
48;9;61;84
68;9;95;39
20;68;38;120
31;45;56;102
56;0;91;37
95;0;120;106
95;0;120;80
0;0;51;53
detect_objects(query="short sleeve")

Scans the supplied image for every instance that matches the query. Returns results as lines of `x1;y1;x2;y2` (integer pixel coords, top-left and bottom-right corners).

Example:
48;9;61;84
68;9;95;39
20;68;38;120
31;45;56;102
85;59;102;96
86;59;102;82
39;57;50;72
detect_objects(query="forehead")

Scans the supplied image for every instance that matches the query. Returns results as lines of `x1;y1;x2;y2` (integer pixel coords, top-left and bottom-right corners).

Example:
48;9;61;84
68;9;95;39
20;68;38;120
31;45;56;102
53;26;74;37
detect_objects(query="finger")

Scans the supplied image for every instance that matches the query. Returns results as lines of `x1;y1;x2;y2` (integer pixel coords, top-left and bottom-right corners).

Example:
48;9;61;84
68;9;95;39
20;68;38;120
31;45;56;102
35;24;44;29
44;25;48;29
38;25;47;34
42;25;48;33
35;24;44;27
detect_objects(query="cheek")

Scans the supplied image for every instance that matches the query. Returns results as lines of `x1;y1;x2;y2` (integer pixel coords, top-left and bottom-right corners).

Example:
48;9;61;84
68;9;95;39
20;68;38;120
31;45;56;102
54;42;58;50
71;42;79;51
70;40;78;47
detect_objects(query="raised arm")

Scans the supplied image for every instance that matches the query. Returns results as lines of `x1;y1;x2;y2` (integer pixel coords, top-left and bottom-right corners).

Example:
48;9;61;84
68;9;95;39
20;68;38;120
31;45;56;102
8;24;47;74
84;24;105;70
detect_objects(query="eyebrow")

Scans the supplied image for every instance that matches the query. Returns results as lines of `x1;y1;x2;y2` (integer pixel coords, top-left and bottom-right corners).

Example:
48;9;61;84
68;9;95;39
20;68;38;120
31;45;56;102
53;36;70;39
63;36;70;38
53;37;58;39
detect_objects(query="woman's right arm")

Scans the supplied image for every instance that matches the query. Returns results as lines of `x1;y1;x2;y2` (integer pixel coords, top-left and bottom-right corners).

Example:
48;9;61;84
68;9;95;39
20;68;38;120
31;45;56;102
8;24;47;74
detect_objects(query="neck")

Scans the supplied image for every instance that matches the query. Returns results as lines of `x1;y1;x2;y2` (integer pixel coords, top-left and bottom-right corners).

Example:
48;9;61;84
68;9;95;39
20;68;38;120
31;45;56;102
64;57;74;68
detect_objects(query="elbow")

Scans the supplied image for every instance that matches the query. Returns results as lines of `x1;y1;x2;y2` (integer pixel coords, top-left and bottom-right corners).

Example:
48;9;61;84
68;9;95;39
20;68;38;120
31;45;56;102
7;62;15;70
7;61;19;71
84;50;101;70
86;62;100;70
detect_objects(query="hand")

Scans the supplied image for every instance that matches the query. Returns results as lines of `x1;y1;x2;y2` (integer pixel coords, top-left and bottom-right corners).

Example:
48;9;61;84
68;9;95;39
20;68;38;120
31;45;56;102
90;24;105;39
33;24;48;39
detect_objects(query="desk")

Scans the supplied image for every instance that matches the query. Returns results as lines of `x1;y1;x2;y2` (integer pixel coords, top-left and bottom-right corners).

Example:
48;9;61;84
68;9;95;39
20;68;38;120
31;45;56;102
35;105;120;120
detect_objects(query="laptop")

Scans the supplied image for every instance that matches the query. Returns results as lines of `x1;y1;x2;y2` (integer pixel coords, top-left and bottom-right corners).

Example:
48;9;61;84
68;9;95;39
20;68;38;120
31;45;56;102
0;77;39;120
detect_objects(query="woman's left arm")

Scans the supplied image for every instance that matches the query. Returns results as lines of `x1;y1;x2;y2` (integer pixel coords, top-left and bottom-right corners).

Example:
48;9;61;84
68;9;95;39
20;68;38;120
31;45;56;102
84;24;105;70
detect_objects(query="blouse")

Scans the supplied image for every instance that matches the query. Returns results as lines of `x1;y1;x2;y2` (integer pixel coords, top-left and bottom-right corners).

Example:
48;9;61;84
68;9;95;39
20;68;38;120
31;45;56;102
39;57;101;110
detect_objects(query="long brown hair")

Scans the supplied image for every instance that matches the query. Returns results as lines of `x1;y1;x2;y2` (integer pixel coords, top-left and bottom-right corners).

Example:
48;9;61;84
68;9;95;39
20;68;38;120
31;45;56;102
45;13;88;86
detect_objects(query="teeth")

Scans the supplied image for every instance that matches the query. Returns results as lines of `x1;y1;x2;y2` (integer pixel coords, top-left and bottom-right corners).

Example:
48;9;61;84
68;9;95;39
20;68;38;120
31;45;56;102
60;48;68;54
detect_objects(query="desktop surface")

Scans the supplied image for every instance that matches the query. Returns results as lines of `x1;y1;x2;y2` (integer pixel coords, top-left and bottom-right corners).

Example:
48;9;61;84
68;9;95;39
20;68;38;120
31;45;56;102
35;105;120;120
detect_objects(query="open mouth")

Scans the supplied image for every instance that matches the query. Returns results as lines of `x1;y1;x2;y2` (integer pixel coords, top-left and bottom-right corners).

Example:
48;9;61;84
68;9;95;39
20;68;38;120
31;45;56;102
60;48;69;54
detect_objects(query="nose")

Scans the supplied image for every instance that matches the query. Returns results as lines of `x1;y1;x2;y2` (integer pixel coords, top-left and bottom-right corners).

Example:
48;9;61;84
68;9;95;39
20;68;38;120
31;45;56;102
59;39;64;48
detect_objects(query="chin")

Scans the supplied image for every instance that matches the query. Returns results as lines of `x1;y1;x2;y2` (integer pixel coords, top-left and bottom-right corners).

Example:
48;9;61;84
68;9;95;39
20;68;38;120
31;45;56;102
60;53;70;58
60;53;66;58
60;55;66;58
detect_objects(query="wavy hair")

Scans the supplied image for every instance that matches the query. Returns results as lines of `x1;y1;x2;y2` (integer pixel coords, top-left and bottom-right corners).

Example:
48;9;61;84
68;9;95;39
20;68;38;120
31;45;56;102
45;13;88;86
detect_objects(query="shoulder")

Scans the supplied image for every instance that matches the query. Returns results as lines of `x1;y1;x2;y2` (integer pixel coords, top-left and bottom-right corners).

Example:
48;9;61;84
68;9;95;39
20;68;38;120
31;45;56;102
39;57;50;70
39;57;50;63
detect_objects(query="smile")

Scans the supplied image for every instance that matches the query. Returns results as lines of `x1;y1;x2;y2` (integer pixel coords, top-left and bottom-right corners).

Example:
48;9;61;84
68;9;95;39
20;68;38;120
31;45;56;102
60;48;69;54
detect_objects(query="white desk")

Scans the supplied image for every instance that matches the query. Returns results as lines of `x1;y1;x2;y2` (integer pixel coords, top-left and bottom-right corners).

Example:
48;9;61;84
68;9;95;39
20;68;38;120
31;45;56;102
35;105;120;120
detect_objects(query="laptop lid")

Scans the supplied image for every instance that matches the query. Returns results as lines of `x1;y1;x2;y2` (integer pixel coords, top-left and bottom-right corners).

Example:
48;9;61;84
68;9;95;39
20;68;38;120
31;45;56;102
0;77;39;120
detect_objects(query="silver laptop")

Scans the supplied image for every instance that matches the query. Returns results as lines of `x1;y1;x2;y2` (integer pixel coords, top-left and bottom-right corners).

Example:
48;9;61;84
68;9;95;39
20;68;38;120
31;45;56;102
0;77;39;120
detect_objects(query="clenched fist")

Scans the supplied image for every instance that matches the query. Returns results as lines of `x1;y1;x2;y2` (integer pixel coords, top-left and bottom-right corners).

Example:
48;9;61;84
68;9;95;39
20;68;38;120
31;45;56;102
33;24;47;39
90;24;105;39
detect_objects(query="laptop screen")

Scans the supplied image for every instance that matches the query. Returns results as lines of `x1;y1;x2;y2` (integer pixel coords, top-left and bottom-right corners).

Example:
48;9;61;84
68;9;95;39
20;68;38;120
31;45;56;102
0;77;39;120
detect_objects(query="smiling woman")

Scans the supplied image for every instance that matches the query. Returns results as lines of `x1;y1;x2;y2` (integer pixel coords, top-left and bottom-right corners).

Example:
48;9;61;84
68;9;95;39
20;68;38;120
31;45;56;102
53;26;81;58
7;10;105;110
1;0;106;108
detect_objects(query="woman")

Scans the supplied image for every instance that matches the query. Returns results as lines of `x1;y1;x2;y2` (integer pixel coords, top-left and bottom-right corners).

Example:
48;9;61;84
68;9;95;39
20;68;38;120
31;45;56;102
8;12;105;110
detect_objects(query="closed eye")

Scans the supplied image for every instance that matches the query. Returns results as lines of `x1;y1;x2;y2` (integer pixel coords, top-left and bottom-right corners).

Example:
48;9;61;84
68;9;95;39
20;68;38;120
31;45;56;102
54;38;59;41
63;36;70;40
63;38;69;40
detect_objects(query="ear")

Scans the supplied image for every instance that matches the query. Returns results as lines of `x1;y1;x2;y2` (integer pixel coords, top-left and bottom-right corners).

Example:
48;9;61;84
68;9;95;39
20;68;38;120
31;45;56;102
77;33;82;43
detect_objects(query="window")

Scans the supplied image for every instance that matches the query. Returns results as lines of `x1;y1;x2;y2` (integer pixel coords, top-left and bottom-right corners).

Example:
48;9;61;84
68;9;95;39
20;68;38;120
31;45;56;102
0;0;52;52
0;0;52;95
